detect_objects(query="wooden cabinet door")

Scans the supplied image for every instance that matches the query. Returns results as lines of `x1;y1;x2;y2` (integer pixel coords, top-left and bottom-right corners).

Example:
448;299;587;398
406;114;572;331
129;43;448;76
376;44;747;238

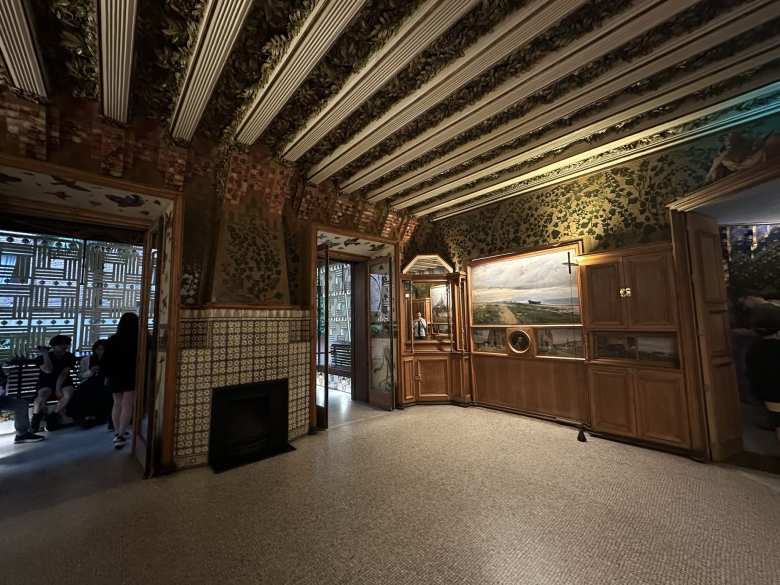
588;366;637;437
521;359;549;414
402;357;416;402
623;252;677;329
635;369;690;448
687;212;742;460
416;356;450;401
580;259;626;328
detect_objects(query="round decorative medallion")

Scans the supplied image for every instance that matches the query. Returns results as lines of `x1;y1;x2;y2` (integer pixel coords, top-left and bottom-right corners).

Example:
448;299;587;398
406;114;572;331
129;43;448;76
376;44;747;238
508;330;532;354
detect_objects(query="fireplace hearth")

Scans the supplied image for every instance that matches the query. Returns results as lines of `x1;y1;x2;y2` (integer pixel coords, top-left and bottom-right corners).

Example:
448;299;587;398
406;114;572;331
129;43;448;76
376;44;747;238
209;378;293;472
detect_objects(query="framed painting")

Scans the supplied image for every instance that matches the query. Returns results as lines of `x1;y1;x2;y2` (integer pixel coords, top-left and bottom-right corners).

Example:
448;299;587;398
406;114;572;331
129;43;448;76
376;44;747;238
470;245;581;326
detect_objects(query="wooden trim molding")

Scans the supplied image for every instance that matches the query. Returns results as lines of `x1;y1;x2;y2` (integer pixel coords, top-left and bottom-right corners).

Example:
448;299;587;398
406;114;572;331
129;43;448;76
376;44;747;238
0;153;182;201
1;195;153;231
667;163;780;212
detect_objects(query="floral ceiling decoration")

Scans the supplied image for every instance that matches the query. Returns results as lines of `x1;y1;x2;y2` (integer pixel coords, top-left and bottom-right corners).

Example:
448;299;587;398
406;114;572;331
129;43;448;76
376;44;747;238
4;0;780;221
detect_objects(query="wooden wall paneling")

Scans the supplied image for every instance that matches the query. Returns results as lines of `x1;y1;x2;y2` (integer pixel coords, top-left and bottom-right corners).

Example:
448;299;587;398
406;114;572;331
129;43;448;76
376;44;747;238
521;359;549;414
588;365;637;438
551;360;587;422
416;355;450;401
635;369;690;448
473;355;504;405
623;251;677;329
579;257;626;328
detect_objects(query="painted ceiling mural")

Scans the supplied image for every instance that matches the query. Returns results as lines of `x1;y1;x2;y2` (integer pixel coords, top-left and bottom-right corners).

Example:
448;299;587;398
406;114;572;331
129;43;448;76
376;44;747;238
10;0;779;223
0;165;172;220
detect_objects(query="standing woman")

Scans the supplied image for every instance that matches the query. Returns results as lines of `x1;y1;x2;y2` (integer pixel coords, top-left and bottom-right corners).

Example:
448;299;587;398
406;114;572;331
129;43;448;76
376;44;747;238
103;312;139;449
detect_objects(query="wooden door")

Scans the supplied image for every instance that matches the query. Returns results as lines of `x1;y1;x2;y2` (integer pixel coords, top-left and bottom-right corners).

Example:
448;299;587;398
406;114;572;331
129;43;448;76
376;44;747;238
588;365;637;437
635;369;690;448
686;212;742;460
402;356;415;402
580;258;626;328
623;252;677;329
133;220;162;476
416;356;450;401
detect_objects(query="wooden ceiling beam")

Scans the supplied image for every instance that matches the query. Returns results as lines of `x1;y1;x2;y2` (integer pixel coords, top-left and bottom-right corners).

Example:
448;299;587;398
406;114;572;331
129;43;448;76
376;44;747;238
391;0;780;209
0;0;47;99
170;0;253;143
234;0;367;146
97;0;137;123
305;0;587;185
348;0;686;197
281;0;478;162
418;49;780;216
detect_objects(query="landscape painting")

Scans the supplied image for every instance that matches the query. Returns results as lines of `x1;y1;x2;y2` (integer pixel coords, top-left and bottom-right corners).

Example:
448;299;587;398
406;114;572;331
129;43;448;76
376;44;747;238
471;248;580;325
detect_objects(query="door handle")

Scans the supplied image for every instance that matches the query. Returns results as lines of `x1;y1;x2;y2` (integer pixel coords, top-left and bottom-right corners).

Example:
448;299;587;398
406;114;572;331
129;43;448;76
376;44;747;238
618;287;632;298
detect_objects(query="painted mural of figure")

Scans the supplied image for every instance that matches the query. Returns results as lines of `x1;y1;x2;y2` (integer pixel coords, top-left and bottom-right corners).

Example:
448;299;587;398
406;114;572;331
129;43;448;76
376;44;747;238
706;131;780;182
414;312;428;339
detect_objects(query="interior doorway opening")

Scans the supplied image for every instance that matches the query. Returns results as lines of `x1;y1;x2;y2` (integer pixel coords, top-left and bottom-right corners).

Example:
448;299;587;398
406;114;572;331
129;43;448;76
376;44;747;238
673;169;780;472
0;224;158;492
695;178;780;469
313;229;398;429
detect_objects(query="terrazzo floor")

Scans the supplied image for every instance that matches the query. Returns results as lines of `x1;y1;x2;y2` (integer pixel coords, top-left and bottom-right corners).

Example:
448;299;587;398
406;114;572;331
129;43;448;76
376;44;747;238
3;406;780;585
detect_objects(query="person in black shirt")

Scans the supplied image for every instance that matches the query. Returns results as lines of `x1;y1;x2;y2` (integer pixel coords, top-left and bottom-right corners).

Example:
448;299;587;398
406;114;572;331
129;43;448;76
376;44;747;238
67;339;111;427
31;334;77;432
103;313;139;449
0;368;45;443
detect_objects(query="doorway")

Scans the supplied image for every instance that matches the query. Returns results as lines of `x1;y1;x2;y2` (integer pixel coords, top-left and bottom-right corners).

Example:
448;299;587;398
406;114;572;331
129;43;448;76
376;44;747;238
312;229;399;429
671;167;780;472
0;157;182;477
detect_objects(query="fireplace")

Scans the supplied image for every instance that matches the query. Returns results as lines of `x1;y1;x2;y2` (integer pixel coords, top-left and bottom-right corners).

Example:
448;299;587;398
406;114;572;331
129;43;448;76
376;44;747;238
209;378;292;472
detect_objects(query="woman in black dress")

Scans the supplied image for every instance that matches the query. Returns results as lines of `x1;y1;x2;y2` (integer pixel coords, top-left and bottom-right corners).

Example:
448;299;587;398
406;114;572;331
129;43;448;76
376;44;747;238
68;339;111;427
103;313;139;449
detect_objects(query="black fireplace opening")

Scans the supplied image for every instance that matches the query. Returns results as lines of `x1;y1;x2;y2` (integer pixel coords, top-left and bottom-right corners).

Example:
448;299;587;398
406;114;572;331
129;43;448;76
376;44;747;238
209;378;294;472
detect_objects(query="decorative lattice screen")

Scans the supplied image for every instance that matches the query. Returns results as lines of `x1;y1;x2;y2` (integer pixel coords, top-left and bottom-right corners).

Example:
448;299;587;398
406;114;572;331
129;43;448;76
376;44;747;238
0;231;145;360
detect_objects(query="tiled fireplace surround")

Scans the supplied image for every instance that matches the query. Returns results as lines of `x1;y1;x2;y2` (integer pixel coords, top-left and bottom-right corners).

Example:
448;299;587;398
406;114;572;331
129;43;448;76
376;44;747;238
174;307;310;469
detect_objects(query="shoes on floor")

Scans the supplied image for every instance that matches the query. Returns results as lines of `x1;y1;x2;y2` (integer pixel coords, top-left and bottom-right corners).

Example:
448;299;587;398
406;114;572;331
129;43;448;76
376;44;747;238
30;413;43;433
113;432;128;450
15;431;45;444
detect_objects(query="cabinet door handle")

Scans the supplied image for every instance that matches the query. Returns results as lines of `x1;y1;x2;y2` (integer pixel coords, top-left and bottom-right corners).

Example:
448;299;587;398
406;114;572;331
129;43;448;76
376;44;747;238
618;288;625;298
624;287;632;298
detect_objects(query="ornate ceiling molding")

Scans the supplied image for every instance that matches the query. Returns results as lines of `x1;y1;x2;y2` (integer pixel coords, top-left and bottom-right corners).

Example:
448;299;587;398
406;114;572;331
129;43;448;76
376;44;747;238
280;0;478;162
349;0;693;198
388;0;780;208
429;81;780;220
305;0;586;185
398;39;780;213
170;0;253;143
0;0;47;99
97;0;137;123
234;0;367;146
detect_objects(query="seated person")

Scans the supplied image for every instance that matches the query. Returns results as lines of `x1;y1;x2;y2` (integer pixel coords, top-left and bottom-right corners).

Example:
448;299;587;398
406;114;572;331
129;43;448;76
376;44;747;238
31;335;77;432
746;325;780;442
67;340;111;427
0;368;44;443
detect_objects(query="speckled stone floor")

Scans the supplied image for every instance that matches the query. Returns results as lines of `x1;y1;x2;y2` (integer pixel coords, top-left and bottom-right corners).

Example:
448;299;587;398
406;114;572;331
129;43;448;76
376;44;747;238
2;406;780;585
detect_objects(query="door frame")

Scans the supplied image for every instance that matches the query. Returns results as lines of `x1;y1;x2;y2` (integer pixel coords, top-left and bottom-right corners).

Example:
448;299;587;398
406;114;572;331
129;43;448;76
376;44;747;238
0;153;184;475
668;162;780;461
307;223;401;431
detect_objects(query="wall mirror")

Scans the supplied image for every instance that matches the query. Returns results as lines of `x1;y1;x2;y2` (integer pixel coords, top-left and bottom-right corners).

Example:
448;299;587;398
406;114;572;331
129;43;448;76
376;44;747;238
406;281;451;341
